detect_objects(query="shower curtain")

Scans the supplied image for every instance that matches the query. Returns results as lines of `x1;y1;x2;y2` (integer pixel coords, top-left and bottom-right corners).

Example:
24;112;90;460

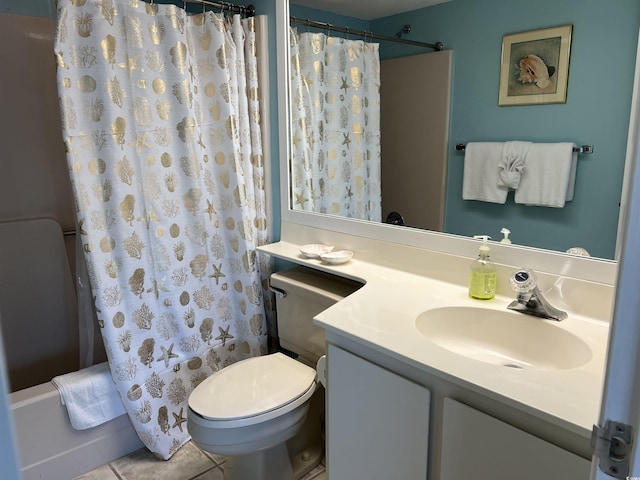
55;0;271;459
289;29;382;221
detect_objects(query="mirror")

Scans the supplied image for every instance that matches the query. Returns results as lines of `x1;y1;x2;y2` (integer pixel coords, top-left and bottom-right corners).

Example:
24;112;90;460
284;0;639;261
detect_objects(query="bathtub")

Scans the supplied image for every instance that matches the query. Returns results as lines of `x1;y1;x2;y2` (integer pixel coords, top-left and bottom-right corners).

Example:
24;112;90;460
10;380;143;480
0;218;143;478
0;219;142;478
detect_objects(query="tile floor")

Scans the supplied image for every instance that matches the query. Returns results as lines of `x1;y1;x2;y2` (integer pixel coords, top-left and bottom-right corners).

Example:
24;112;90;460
73;441;326;480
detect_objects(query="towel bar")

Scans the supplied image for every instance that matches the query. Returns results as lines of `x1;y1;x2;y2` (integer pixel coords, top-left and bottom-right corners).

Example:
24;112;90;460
455;143;593;154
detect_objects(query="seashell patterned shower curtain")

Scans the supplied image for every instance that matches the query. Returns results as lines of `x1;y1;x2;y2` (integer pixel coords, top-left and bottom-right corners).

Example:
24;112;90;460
289;29;382;222
55;0;271;459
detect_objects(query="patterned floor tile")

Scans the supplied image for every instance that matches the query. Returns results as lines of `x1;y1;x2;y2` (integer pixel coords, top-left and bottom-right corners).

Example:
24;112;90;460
73;464;119;480
192;466;227;480
110;442;216;480
77;441;327;480
193;445;227;467
301;463;327;480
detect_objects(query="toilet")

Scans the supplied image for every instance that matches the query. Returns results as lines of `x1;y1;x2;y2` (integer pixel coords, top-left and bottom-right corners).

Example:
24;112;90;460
187;266;361;480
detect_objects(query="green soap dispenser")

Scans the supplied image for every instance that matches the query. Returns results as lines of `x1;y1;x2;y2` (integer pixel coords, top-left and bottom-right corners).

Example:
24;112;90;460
469;235;496;300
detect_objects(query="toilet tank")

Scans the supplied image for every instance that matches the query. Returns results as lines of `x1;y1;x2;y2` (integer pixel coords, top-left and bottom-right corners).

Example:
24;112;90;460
270;266;362;365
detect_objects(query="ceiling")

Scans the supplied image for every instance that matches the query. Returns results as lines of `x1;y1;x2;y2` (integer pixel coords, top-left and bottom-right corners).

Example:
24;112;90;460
290;0;451;21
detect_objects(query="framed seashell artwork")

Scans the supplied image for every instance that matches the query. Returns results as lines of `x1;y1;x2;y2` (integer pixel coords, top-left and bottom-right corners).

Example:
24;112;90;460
498;25;572;106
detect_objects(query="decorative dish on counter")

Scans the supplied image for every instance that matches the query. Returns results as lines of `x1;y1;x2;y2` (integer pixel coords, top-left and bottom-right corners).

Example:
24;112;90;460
299;244;334;258
320;250;353;265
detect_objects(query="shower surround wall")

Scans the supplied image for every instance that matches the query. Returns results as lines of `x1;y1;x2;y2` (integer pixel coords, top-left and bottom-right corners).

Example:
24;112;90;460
0;11;108;392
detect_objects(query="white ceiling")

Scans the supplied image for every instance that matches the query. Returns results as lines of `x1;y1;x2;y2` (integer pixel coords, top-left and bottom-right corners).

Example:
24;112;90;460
290;0;451;21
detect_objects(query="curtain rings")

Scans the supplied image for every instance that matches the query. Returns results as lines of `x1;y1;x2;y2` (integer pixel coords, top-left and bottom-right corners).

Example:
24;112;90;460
224;4;232;28
221;2;231;31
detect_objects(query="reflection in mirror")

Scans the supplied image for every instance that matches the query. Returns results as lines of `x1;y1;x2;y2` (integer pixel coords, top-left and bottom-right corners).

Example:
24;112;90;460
289;27;383;222
288;0;640;260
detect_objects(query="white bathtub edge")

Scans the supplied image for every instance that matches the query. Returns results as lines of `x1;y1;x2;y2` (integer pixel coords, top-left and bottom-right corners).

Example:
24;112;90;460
10;382;143;480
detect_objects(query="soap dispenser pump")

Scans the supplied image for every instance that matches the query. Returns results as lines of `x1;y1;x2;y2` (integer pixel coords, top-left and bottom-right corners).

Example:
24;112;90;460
469;235;496;300
500;228;512;244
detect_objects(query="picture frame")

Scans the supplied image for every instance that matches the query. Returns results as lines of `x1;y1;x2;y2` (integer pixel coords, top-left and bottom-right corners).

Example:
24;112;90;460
498;25;572;106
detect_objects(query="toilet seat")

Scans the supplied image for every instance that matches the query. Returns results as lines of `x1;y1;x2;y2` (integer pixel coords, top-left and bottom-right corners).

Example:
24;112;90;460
188;353;317;428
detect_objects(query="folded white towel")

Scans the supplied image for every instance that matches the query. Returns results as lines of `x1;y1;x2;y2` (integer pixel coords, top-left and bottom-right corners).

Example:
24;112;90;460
52;362;126;430
514;143;577;208
462;142;509;203
498;141;531;189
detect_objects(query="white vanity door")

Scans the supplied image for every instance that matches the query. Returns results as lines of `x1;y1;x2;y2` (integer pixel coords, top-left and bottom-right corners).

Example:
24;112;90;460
440;398;590;480
326;344;431;480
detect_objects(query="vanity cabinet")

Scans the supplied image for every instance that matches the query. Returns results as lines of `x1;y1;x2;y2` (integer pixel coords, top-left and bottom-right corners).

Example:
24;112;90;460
440;398;590;480
325;341;591;480
326;344;431;479
257;242;603;480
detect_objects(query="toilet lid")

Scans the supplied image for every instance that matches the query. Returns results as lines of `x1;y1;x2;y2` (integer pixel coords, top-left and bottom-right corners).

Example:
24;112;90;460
188;352;317;420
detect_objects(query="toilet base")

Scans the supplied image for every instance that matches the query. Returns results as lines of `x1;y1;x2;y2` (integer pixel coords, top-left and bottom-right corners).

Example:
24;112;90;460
222;388;325;480
224;439;323;480
289;436;323;479
225;443;292;480
286;386;325;478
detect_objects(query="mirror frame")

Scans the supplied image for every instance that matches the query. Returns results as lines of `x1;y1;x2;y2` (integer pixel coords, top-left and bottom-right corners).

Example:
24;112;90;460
275;0;632;286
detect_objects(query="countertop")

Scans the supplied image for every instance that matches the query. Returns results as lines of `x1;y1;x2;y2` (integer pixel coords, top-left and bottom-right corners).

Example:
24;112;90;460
259;241;609;439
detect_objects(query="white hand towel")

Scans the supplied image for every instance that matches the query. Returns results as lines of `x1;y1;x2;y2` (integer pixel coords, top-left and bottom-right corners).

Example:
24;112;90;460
498;141;531;189
514;143;577;208
52;362;126;430
462;142;508;203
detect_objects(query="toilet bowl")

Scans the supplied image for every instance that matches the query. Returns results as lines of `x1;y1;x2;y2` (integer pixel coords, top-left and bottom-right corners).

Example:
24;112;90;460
187;266;362;480
188;353;318;480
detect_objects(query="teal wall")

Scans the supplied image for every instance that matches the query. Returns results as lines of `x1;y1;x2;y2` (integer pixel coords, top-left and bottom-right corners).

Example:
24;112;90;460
290;4;370;32
1;0;54;17
372;0;640;258
5;0;640;258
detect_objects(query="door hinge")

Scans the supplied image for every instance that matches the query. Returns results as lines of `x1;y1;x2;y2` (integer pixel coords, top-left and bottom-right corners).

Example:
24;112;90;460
591;421;633;479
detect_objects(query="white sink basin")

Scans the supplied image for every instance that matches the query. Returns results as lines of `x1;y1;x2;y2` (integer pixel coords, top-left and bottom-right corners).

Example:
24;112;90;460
415;306;592;370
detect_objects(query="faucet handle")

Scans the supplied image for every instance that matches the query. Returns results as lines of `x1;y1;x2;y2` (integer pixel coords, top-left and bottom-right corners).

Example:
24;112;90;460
508;269;567;321
510;269;537;294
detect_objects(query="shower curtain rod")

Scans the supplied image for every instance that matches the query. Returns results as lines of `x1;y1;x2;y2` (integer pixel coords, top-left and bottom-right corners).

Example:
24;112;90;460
290;16;443;51
176;0;255;16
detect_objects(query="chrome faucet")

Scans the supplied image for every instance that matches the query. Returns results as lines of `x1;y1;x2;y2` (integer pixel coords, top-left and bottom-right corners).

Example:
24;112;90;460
507;269;567;321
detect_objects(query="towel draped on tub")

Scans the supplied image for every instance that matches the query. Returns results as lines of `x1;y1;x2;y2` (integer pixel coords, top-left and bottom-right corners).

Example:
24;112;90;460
52;362;126;430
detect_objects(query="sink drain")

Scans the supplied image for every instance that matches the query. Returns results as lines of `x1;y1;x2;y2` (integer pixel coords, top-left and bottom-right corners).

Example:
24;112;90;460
502;363;524;369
